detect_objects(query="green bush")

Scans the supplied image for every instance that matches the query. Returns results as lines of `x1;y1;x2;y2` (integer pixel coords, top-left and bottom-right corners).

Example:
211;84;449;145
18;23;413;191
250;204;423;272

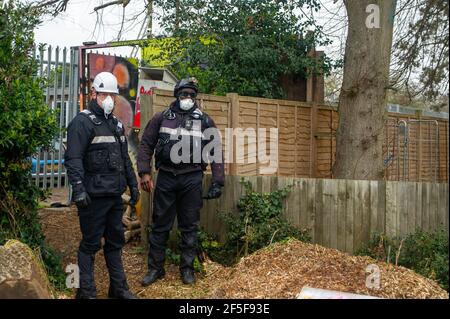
357;229;449;291
0;1;65;291
164;229;217;273
218;179;311;264
164;180;311;268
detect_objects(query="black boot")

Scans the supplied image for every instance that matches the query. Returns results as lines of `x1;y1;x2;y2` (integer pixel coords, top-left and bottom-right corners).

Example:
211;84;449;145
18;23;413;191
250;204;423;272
104;250;138;299
141;268;165;287
180;268;196;285
107;282;138;299
76;251;96;299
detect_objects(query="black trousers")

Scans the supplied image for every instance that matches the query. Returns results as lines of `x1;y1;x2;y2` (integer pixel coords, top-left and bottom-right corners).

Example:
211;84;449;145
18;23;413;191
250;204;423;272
78;196;125;254
77;196;127;295
148;169;203;271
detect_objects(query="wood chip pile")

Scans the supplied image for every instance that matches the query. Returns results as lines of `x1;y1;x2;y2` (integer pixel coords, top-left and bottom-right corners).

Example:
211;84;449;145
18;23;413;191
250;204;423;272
208;239;448;299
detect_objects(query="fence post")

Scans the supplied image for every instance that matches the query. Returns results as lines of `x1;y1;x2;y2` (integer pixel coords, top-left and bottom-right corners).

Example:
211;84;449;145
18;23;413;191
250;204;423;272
139;92;154;250
227;93;240;176
310;105;318;178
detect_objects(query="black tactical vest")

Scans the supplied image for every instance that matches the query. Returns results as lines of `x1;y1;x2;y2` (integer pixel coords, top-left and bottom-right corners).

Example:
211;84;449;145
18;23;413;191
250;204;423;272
155;107;208;171
80;109;127;196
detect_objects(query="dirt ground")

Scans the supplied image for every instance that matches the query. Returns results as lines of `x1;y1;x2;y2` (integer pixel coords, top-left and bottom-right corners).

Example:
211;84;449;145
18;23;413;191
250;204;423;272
38;188;448;299
38;188;230;299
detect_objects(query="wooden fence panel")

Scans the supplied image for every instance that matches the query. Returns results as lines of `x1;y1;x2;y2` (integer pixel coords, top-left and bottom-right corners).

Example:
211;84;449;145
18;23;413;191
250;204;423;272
141;90;448;252
147;89;448;181
194;176;449;255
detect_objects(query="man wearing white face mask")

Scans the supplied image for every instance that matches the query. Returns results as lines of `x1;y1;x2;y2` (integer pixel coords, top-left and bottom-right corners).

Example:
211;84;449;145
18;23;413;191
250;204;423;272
137;77;225;286
64;72;139;299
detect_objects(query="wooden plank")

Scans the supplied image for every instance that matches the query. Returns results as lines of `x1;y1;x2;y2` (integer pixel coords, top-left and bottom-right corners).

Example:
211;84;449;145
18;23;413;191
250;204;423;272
398;181;408;238
385;181;397;238
429;182;438;231
270;175;279;192
361;180;371;247
261;174;271;193
329;179;338;249
285;177;296;225
422;182;430;232
277;176;288;220
438;183;447;229
415;182;422;234
446;183;449;232
314;179;324;246
276;103;280;177
353;180;363;252
138;93;154;250
292;177;301;228
345;179;355;254
337;179;347;252
227;93;240;175
378;180;387;234
406;182;416;235
256;101;261;176
306;178;316;242
321;179;332;248
369;180;379;238
310;106;318;177
418;119;422;181
294;106;298;178
298;178;308;232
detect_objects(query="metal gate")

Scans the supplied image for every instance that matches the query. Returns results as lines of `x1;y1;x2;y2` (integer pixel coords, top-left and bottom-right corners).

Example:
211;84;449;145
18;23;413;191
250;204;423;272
31;46;79;189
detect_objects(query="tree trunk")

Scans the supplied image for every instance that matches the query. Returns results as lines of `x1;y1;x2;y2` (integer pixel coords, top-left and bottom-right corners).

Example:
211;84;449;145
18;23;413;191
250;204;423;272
333;0;396;180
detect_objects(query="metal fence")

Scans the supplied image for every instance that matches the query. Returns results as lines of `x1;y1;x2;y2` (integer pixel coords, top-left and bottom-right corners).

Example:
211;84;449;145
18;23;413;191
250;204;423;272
384;119;443;182
32;46;79;189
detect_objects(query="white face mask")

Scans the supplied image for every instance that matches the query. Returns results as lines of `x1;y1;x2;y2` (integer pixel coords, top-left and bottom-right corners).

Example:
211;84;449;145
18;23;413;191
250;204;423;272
179;98;195;111
101;96;114;116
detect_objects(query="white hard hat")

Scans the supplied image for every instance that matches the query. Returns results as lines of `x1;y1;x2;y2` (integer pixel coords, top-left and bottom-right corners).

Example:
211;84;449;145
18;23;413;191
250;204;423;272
92;72;119;94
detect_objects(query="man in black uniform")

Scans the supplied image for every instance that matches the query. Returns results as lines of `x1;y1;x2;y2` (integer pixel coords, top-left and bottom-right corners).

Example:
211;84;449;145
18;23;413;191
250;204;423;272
137;77;224;286
65;72;140;299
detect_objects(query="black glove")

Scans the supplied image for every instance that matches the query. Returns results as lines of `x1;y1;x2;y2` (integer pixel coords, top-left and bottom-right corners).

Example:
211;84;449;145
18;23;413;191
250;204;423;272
203;182;223;200
129;187;140;206
72;183;91;209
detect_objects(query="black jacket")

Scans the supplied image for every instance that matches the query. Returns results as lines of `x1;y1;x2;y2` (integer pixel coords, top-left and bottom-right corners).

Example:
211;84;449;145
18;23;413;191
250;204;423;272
137;101;225;186
64;101;138;197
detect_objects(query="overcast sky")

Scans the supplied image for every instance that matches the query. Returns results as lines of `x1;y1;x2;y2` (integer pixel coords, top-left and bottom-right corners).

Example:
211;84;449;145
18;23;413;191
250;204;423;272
34;0;149;56
34;0;346;58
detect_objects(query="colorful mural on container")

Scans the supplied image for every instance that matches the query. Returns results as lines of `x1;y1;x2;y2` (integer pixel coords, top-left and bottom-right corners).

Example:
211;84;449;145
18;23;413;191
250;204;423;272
88;53;139;137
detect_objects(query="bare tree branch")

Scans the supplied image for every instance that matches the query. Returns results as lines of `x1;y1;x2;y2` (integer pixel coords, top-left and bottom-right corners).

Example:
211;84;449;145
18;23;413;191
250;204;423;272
34;0;69;16
94;0;130;12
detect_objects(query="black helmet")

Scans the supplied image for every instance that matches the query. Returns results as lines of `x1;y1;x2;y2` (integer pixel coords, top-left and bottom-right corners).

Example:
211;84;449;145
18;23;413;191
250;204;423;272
174;77;198;97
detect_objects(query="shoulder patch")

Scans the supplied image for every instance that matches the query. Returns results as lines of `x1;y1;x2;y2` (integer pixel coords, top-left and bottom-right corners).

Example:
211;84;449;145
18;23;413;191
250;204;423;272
163;107;176;120
79;109;102;125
